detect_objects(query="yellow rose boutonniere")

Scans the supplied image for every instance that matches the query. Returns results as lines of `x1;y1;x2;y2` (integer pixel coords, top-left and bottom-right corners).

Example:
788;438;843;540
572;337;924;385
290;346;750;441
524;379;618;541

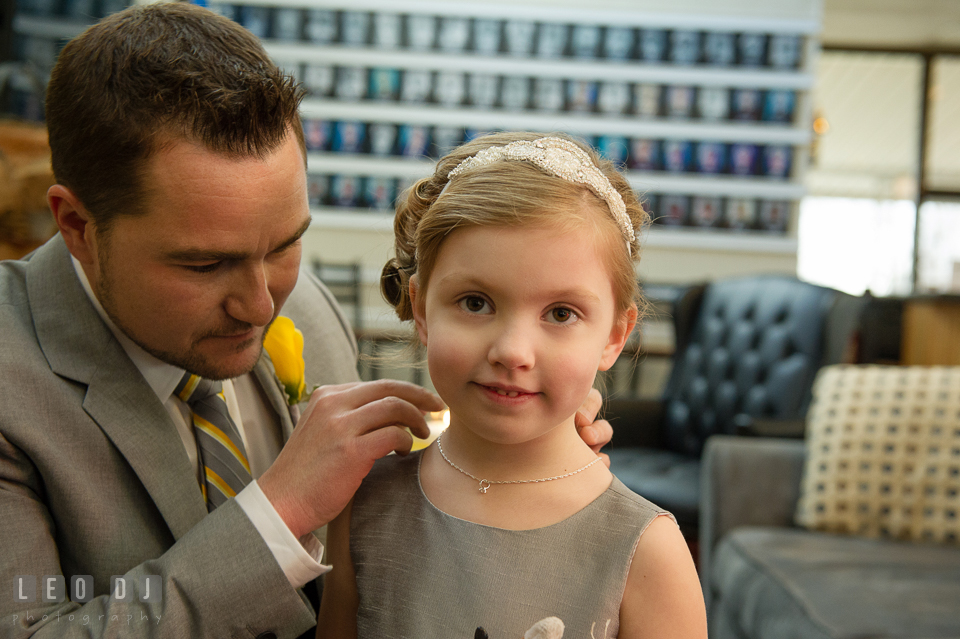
263;316;306;405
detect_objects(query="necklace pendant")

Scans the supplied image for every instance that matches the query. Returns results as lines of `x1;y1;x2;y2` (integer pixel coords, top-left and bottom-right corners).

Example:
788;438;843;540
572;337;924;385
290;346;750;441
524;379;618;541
436;434;601;495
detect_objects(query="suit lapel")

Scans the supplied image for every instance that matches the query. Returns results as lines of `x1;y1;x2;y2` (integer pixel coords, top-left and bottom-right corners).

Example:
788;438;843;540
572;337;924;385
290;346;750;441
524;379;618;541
81;365;208;538
253;349;297;441
27;236;208;539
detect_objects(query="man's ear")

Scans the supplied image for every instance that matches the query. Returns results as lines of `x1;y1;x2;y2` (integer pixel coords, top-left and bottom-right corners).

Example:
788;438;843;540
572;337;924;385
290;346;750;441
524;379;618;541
598;305;638;372
48;184;97;266
409;275;428;346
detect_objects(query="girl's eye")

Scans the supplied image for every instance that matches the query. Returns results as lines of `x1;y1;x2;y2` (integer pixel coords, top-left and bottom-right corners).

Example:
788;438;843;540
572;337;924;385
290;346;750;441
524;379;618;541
546;307;579;325
459;296;492;314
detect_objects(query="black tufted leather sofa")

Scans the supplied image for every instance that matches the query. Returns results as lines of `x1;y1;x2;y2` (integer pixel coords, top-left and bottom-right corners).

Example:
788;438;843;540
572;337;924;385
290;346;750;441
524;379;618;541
607;275;849;533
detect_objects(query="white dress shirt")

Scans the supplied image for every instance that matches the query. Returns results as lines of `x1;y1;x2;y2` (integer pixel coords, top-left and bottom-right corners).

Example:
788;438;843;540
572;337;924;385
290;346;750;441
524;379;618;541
71;257;330;587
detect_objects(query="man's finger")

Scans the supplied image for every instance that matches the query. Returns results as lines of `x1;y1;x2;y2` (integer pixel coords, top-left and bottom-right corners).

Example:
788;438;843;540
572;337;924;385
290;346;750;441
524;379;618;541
315;379;444;413
361;425;415;460
581;418;613;452
575;388;603;428
349;396;432;439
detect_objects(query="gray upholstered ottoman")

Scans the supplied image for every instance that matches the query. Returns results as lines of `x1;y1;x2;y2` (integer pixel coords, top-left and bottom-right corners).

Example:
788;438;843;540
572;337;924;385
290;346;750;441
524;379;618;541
701;434;960;639
709;527;960;639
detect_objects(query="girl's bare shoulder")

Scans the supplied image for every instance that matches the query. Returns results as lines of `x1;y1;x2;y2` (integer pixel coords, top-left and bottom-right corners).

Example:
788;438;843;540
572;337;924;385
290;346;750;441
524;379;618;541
619;515;707;639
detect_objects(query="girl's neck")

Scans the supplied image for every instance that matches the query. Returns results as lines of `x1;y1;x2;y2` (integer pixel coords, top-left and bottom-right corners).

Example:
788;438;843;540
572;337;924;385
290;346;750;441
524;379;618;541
437;415;598;482
420;412;613;531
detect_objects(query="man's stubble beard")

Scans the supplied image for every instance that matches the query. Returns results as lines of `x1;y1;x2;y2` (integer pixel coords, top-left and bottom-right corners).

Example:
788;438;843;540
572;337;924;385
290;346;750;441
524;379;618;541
94;248;267;381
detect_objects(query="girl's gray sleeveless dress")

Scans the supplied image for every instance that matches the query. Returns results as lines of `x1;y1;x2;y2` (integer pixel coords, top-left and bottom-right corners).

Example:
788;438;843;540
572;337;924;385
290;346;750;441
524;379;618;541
349;450;671;639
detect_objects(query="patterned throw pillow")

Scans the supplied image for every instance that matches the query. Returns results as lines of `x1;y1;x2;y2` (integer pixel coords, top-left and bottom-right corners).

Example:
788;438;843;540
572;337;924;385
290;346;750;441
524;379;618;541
796;365;960;544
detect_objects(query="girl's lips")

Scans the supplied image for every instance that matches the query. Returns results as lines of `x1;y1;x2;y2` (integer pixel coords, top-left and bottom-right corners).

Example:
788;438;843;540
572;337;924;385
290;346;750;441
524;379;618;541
475;382;539;401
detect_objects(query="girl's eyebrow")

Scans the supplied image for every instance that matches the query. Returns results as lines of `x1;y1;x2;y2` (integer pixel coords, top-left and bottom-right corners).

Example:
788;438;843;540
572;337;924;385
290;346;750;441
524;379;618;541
434;272;487;288
538;287;602;304
436;273;601;304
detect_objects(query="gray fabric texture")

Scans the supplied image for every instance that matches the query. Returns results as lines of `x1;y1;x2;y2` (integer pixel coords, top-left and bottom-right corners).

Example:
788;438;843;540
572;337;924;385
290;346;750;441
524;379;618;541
350;450;669;639
699;436;805;607
710;527;960;639
0;235;359;638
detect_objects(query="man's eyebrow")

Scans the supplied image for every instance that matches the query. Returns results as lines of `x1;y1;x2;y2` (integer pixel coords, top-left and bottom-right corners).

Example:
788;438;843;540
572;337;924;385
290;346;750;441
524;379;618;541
165;217;312;262
275;216;313;253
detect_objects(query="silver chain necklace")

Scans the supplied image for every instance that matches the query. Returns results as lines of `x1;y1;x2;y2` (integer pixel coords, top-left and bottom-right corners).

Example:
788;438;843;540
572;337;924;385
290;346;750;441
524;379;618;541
435;434;602;494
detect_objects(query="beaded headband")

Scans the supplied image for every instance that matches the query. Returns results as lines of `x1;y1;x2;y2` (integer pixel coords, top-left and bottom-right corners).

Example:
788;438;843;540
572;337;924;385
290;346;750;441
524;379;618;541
443;137;635;255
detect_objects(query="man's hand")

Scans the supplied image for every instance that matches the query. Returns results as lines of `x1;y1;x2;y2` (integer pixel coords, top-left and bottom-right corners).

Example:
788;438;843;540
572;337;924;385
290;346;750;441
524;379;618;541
258;380;444;538
575;388;613;467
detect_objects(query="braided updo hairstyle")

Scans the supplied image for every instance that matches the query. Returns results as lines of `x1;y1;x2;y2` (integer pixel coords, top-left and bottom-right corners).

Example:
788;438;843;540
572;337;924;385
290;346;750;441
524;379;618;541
381;131;650;322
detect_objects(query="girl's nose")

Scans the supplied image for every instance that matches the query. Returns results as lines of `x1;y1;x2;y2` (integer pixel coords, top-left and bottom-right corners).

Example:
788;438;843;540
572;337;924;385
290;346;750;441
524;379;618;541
487;321;535;370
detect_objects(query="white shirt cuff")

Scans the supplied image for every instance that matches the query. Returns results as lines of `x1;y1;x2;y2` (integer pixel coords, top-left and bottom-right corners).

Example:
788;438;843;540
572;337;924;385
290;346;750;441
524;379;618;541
235;480;332;588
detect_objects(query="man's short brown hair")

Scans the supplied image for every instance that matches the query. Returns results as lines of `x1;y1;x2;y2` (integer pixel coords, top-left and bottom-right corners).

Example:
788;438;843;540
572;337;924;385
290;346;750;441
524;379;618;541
45;2;305;228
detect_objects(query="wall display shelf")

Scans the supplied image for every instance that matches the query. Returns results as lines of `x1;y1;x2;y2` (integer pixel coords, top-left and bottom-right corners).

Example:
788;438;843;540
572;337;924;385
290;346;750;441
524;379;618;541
13;14;91;41
211;0;819;241
222;0;819;34
12;0;132;50
309;209;799;255
12;0;819;245
306;153;806;199
643;225;798;253
310;209;396;231
269;44;813;90
10;3;131;119
296;101;809;145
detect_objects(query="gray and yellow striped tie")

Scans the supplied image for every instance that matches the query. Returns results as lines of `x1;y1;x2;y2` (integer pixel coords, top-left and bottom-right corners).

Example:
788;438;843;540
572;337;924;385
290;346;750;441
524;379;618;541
175;373;252;511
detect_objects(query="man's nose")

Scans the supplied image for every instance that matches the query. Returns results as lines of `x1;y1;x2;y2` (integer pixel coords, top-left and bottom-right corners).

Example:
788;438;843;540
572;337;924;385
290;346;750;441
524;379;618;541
224;263;275;326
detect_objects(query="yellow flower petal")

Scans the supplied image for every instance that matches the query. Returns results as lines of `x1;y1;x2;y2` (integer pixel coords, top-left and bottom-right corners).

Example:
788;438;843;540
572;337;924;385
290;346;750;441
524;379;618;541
264;316;306;405
410;436;432;452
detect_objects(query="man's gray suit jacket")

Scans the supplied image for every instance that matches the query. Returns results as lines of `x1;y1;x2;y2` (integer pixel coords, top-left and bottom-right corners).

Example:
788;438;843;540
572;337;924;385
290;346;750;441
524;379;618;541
0;234;360;638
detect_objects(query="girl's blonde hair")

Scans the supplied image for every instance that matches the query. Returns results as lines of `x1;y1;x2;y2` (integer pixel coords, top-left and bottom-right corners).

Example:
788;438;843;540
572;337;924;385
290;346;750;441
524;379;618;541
381;131;650;320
